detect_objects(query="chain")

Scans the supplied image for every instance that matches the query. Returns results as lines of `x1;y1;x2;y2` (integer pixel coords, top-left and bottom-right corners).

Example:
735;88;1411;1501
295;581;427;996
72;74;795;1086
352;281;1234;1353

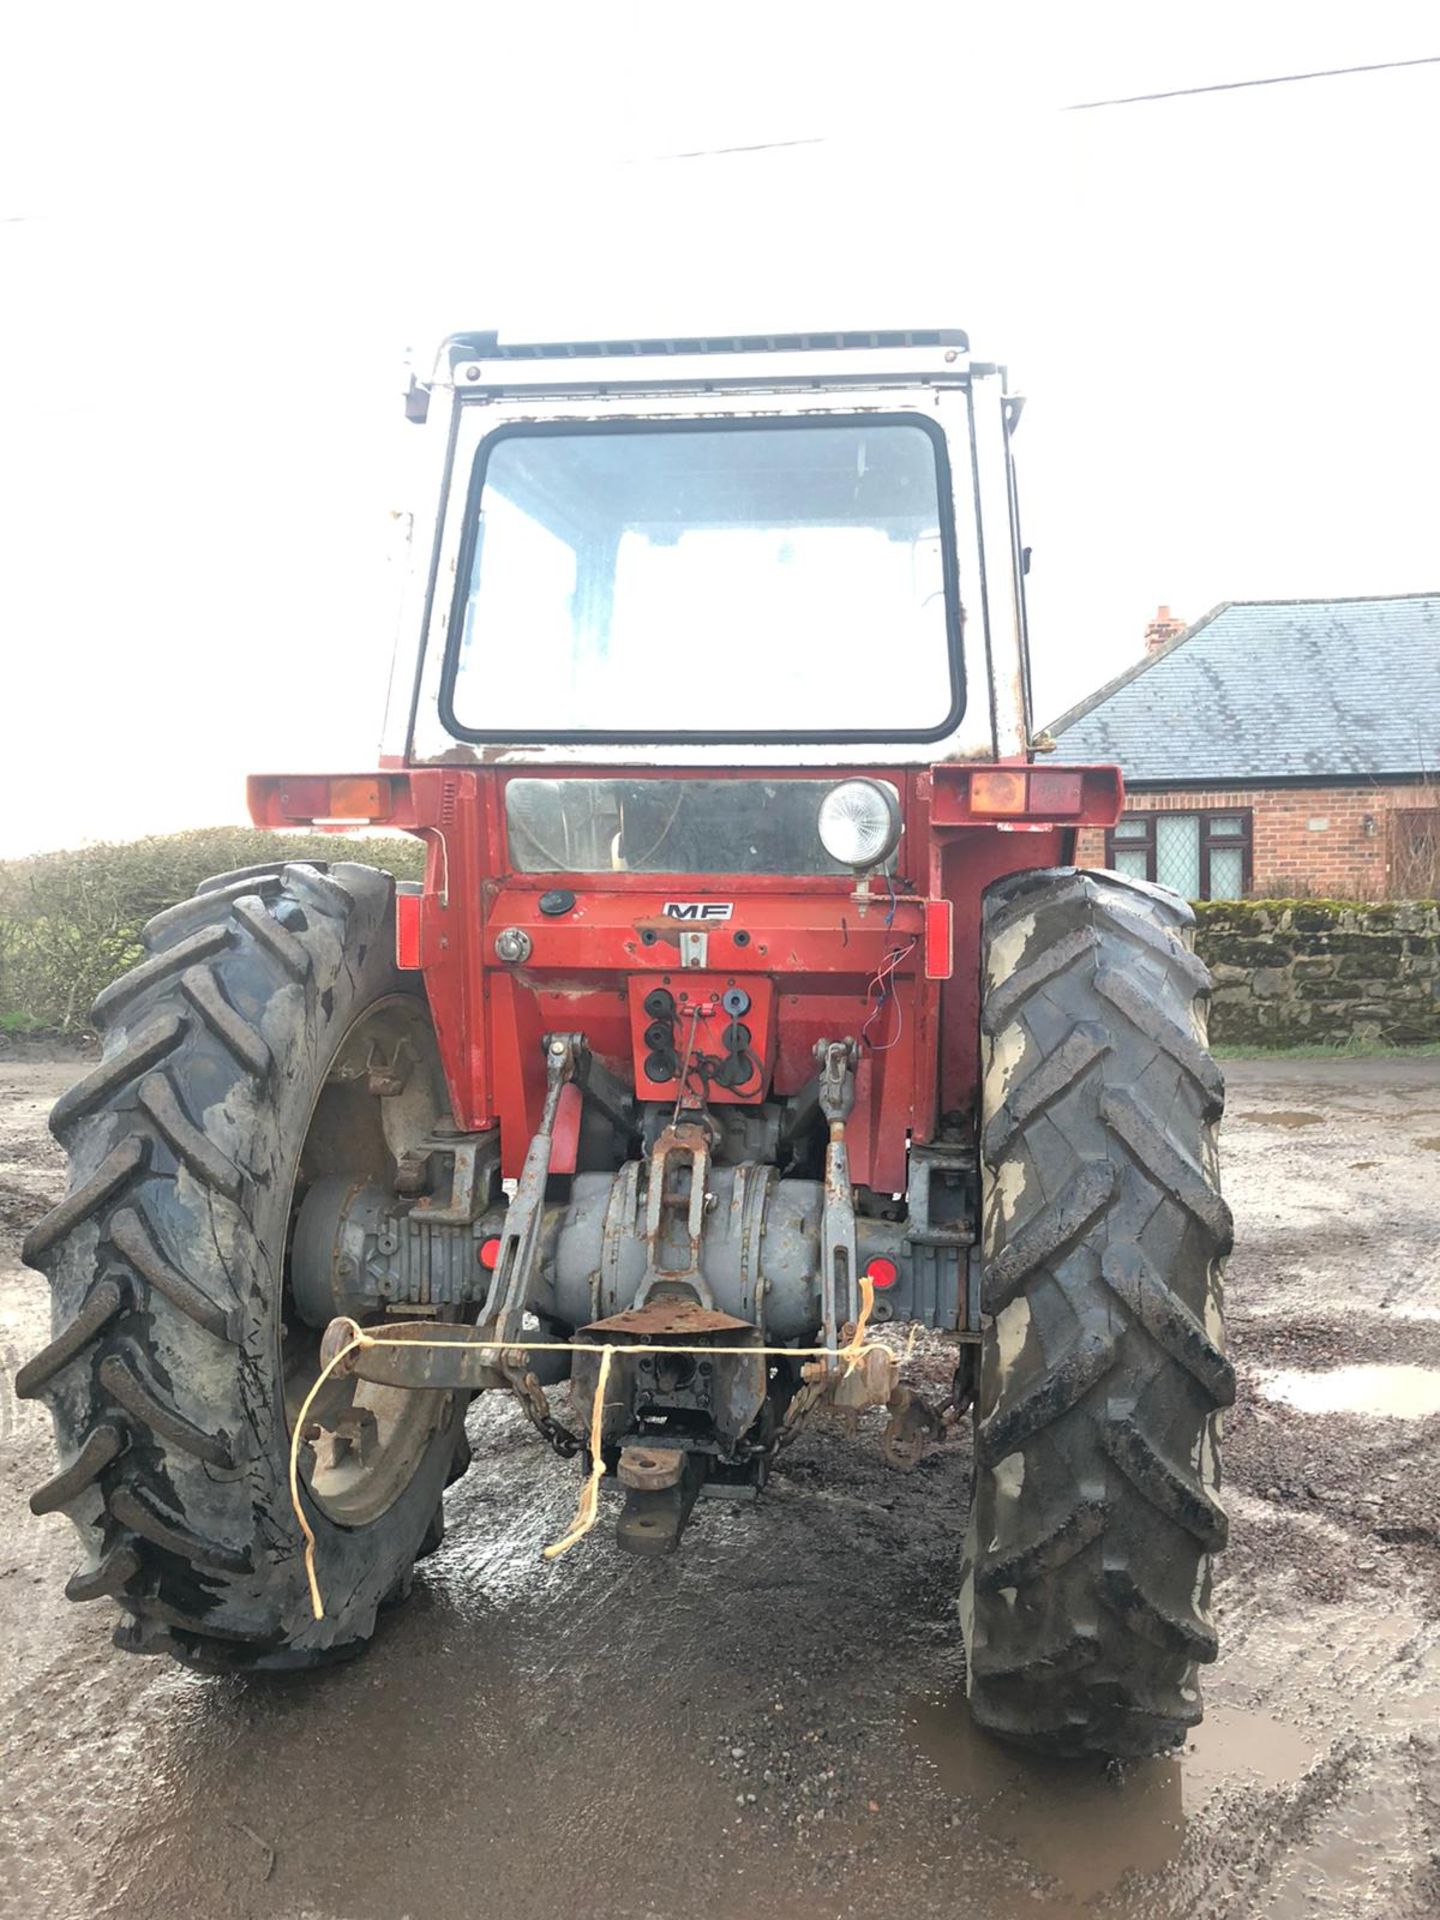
776;1374;828;1449
503;1360;585;1458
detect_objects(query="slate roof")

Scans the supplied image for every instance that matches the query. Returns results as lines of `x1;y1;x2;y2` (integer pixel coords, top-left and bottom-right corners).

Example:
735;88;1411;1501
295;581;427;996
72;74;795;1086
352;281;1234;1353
1047;594;1440;784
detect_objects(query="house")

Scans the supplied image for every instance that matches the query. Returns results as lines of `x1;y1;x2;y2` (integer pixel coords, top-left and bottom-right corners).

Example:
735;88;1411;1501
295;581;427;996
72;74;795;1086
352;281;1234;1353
1049;593;1440;900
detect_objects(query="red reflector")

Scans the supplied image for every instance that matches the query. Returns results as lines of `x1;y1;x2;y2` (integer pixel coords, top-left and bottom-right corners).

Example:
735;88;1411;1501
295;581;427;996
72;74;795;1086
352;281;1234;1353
478;1237;502;1269
865;1257;899;1290
1028;769;1084;815
395;891;421;969
924;898;954;981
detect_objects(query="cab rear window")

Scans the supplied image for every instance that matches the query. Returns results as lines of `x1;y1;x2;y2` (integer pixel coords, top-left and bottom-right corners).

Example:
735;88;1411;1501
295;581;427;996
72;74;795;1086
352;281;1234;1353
505;777;899;875
442;415;963;744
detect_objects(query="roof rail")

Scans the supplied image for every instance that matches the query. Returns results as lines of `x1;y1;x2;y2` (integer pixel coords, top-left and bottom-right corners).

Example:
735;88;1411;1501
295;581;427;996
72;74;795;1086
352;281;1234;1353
445;327;969;368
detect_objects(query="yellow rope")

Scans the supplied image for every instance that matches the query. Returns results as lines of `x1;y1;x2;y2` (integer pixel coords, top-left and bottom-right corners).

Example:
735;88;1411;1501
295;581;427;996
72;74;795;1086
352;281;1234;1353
539;1343;614;1563
287;1316;369;1620
289;1281;884;1618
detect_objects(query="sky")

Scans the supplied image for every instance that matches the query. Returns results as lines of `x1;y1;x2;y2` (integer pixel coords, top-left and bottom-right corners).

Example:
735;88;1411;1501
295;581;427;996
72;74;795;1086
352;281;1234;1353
2;2;1438;854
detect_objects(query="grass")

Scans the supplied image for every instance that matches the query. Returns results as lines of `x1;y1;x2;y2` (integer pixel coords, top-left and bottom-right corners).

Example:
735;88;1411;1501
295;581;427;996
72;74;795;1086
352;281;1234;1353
0;1010;43;1034
1215;1039;1440;1060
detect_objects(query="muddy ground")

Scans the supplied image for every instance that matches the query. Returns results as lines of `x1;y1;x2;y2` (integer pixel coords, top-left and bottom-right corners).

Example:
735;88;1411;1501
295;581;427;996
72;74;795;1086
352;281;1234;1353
2;1051;1438;1919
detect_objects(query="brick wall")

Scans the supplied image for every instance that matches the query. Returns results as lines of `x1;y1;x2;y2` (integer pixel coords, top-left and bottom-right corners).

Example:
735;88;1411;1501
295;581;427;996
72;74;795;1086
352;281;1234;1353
1073;780;1438;899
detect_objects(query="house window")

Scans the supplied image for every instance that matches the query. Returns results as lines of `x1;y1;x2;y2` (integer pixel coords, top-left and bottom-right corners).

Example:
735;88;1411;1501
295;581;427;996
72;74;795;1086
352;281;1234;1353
1105;810;1251;899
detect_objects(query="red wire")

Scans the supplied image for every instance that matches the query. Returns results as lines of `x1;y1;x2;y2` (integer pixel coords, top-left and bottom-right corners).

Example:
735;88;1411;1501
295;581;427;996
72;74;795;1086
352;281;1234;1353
862;939;917;1052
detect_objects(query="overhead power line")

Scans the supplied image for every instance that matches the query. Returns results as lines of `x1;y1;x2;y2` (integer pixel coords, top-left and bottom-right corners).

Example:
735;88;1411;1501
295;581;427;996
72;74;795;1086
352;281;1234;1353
1065;52;1440;110
631;136;828;163
627;56;1440;165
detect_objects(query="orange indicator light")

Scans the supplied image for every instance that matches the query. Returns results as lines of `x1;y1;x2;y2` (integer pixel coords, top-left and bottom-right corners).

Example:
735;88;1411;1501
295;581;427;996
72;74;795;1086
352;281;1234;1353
969;769;1028;814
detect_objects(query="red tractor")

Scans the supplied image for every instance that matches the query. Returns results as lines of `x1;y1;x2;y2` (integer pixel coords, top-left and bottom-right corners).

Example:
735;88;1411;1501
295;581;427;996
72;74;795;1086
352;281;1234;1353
21;329;1232;1759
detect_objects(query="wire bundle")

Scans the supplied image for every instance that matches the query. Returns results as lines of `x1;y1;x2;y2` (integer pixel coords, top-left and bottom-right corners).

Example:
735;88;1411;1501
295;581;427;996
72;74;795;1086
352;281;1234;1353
861;939;917;1052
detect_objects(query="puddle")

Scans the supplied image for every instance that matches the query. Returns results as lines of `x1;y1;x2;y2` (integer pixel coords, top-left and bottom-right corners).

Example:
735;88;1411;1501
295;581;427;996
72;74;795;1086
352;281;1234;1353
1259;1364;1440;1418
907;1700;1317;1900
1234;1109;1325;1129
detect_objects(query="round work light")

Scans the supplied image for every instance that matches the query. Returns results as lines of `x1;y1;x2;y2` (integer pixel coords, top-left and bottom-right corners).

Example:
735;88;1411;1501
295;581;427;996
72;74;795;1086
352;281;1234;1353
817;779;902;872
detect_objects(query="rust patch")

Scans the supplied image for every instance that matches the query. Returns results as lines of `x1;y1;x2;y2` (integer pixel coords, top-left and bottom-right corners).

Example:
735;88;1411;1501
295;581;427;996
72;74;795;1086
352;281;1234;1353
634;916;684;947
583;1299;754;1337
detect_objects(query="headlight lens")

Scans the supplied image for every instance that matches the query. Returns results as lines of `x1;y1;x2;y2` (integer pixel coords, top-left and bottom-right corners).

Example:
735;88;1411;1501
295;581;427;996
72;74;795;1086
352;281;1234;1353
817;779;902;870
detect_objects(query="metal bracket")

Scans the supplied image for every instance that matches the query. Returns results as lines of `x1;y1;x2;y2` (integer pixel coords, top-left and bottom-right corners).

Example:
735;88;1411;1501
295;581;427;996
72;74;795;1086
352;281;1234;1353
815;1038;860;1368
678;928;708;969
575;1047;636;1148
635;1122;716;1308
320;1318;582;1456
410;1130;501;1226
321;1317;506;1392
905;1143;976;1250
478;1033;583;1346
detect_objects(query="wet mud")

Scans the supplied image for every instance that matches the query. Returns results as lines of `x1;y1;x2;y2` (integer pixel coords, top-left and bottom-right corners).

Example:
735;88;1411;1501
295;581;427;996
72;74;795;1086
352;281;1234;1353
2;1053;1439;1919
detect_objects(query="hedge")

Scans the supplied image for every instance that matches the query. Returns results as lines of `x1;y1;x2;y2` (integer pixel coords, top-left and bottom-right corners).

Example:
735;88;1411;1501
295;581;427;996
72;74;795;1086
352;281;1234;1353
0;828;424;1035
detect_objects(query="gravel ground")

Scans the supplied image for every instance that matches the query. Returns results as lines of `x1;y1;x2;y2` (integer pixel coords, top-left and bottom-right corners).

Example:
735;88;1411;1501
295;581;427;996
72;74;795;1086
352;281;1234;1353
2;1050;1438;1920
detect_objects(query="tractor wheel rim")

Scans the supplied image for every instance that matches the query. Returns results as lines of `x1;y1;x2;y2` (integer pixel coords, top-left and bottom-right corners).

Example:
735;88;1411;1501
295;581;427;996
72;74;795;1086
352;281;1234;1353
282;993;454;1528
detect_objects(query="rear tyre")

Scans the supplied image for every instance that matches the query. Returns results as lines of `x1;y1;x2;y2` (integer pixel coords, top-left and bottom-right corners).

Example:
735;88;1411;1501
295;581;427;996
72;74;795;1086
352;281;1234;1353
961;868;1234;1759
19;861;466;1670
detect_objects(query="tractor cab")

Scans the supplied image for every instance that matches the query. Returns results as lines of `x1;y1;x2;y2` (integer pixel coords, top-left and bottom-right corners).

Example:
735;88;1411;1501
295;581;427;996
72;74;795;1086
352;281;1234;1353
389;328;1030;768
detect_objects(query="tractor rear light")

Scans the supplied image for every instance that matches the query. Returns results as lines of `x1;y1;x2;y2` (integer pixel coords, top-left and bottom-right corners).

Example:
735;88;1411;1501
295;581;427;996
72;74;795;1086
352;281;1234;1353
865;1257;899;1290
927;763;1122;829
478;1237;502;1269
327;776;389;821
1029;769;1084;814
924;898;954;981
969;769;1028;814
395;891;421;969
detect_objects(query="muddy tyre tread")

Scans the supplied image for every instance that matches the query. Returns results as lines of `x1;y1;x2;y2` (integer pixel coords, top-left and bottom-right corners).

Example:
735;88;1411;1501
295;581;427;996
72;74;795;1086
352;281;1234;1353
963;867;1233;1759
21;860;459;1669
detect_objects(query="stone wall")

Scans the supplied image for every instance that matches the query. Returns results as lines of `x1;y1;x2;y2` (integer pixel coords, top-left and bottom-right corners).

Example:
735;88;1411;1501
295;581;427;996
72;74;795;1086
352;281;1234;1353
1192;900;1440;1046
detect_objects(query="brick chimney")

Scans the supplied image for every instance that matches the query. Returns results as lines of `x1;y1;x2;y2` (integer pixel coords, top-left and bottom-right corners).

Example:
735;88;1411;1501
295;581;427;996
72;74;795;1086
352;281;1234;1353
1144;604;1186;653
